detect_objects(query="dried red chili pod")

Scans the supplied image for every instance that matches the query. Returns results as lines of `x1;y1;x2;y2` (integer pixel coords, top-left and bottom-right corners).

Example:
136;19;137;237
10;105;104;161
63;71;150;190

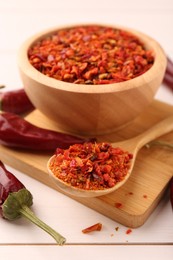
0;88;34;114
163;57;173;90
163;73;173;90
0;160;66;244
165;56;173;76
0;161;25;211
0;112;95;151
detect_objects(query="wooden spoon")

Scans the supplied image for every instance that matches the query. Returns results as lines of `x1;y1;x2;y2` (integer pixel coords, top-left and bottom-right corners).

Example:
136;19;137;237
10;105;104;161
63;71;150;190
47;116;173;198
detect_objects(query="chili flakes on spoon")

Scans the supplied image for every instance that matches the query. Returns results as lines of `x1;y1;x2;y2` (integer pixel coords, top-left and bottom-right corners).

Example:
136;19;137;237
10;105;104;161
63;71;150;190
49;142;133;190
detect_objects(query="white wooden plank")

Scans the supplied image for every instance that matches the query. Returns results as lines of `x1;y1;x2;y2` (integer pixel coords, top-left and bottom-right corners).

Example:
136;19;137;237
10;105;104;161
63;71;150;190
0;245;173;260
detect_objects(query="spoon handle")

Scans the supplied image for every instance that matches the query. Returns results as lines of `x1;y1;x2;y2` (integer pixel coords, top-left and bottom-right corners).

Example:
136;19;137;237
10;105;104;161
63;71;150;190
133;115;173;149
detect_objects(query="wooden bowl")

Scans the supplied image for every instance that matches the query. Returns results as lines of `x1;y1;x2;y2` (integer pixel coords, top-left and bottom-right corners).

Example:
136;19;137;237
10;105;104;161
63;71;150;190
18;24;167;135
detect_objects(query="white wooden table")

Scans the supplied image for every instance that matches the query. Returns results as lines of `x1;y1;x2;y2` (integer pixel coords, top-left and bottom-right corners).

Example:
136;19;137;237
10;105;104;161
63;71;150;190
0;1;173;259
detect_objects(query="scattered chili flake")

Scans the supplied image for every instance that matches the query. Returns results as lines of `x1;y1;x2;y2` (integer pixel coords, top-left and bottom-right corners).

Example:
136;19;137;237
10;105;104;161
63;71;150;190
28;25;154;85
126;228;132;235
82;222;102;233
128;191;134;195
125;191;134;196
49;142;133;190
114;202;123;208
143;194;148;199
115;226;119;231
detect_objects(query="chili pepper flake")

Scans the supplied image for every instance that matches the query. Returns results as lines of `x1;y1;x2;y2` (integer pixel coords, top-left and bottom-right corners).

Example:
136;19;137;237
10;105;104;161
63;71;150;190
143;194;148;199
114;202;123;208
126;228;132;235
49;142;133;190
128;191;134;195
115;226;119;231
28;25;154;85
125;191;134;196
82;222;102;233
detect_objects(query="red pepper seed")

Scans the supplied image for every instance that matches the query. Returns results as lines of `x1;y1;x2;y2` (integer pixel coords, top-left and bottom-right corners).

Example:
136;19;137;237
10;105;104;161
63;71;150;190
28;25;154;85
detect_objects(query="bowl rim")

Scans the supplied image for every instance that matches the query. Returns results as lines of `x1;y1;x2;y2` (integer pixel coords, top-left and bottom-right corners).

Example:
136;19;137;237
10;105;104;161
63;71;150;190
18;23;166;94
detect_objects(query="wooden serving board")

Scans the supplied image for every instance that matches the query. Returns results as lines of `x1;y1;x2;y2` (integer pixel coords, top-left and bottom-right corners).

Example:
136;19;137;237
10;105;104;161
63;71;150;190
1;100;173;228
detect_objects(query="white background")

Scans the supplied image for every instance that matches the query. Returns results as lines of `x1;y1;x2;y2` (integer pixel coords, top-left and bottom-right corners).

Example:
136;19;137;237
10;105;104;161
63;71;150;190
0;0;173;259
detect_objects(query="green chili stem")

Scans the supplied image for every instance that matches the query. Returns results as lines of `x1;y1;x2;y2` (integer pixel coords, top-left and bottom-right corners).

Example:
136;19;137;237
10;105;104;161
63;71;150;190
20;205;66;245
146;140;173;150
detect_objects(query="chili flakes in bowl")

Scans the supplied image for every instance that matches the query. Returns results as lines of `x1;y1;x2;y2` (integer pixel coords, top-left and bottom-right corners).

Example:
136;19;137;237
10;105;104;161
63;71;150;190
28;25;154;85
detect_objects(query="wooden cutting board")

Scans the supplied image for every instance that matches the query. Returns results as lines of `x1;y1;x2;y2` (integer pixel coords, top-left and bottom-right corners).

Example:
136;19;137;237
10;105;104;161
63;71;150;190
1;100;173;228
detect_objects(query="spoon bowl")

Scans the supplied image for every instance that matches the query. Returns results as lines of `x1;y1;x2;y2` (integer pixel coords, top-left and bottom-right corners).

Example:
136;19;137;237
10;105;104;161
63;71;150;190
47;116;173;197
